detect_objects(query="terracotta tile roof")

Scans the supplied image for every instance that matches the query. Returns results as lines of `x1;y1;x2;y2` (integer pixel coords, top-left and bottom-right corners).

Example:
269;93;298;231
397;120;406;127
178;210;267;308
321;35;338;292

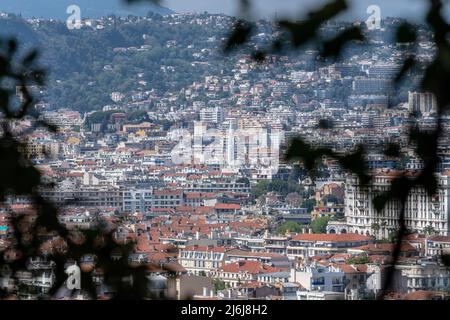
238;281;263;289
175;206;195;212
292;233;372;242
404;290;446;300
220;260;280;274
227;249;285;259
352;243;417;254
335;263;367;274
427;235;450;242
153;189;183;196
214;203;241;210
149;208;175;214
195;206;215;214
185;192;217;199
183;245;228;253
368;255;392;264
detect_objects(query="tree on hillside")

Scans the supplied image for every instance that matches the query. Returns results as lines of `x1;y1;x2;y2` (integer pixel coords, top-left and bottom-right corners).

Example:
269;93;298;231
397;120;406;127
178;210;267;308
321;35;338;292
301;199;317;213
276;221;302;235
311;216;331;234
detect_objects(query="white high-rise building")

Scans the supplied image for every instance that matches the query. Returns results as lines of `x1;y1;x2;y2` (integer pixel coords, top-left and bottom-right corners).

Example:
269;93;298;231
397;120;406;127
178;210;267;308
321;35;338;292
408;91;437;114
193;121;207;164
223;120;283;170
200;106;225;124
345;171;450;239
226;119;238;167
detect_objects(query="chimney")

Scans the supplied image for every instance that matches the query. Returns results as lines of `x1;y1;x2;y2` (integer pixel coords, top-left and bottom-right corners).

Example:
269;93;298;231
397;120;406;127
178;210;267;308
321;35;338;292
202;287;207;296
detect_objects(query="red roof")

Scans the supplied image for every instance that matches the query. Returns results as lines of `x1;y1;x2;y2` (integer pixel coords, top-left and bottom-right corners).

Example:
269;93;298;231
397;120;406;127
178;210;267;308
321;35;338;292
339;264;368;274
153;190;183;197
175;206;195;212
292;233;372;242
404;290;446;300
195;206;215;214
214;203;241;210
427;235;450;242
352;243;417;254
183;245;228;253
220;260;279;274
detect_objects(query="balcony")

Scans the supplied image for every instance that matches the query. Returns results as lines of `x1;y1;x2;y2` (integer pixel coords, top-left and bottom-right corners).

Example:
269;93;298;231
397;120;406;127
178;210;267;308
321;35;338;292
311;280;325;286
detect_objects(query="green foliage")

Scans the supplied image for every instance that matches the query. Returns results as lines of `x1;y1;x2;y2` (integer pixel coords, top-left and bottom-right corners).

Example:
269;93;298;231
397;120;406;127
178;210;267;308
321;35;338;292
251;180;302;198
127;110;149;123
84;110;124;130
1;14;225;112
322;194;341;205
301;199;317;213
276;221;302;235
236;177;250;185
347;255;370;265
371;223;381;231
310;216;331;234
285;138;371;186
212;279;226;293
442;254;450;268
424;225;436;235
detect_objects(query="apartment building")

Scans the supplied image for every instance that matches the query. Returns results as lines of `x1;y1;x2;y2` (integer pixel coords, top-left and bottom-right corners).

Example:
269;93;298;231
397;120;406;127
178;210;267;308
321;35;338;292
211;260;281;288
345;171;450;238
394;262;450;293
41;186;123;208
185;179;250;194
286;234;373;260
178;245;228;276
290;263;345;292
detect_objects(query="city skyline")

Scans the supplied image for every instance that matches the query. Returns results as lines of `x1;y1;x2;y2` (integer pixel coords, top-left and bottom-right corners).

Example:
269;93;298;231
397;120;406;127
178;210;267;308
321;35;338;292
1;2;450;302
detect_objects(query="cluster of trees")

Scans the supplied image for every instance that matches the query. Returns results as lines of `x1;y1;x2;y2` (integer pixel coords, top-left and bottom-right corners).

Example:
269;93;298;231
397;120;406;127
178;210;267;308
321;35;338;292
347;255;370;265
212;279;229;292
84;109;174;132
0;15;231;112
84;110;124;131
310;216;331;234
301;199;317;212
251;180;303;199
276;216;332;235
275;221;303;235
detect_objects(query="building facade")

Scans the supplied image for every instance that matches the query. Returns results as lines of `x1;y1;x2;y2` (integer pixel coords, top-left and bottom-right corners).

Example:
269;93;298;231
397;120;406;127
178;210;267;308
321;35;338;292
345;172;450;239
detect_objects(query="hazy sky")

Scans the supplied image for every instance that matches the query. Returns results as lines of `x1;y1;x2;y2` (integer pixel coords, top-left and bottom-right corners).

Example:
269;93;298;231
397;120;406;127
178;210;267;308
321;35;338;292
0;0;446;21
163;0;437;21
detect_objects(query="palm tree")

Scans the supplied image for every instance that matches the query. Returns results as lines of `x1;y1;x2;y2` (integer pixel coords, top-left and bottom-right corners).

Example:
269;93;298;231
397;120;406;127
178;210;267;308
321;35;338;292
380;220;388;238
371;223;380;233
424;225;436;236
